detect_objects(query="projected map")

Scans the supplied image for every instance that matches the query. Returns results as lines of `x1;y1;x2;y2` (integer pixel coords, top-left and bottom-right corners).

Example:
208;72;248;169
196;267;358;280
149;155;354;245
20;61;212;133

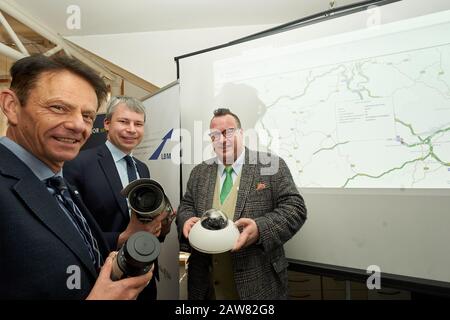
214;24;450;188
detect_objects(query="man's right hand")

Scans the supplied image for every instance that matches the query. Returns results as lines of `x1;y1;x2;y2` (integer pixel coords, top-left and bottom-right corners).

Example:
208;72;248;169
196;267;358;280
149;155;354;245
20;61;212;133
183;216;200;239
86;251;153;300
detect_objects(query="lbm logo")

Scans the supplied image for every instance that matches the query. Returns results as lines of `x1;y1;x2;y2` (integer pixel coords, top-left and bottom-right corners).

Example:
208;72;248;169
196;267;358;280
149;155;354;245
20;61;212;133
149;129;173;160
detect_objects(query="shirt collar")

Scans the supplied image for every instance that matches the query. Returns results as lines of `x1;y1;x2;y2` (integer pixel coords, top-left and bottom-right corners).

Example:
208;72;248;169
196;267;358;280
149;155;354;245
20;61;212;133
106;140;131;162
0;136;59;181
218;148;245;177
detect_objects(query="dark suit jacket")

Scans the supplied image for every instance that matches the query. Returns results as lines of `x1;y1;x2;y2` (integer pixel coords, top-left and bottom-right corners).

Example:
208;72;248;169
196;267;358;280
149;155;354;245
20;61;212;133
63;143;158;299
0;144;110;299
177;148;307;300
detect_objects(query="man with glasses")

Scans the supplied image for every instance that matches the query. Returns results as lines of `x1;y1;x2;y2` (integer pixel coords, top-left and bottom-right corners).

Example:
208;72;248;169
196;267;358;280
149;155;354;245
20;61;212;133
177;108;307;300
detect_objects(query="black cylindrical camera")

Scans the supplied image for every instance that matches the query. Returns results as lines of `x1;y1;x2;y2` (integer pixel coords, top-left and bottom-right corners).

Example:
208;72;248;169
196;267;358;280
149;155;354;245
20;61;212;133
121;178;175;223
111;231;160;281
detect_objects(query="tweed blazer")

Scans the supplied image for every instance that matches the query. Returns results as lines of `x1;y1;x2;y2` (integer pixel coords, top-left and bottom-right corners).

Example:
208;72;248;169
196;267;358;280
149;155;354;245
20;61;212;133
177;148;307;300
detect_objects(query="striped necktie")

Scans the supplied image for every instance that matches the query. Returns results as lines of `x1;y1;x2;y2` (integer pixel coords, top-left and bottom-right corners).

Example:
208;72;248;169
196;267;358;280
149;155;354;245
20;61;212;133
47;176;103;269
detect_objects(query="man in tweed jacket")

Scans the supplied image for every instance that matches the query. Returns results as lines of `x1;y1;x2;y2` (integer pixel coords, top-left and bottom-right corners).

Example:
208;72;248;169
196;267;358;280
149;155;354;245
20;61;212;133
177;108;307;300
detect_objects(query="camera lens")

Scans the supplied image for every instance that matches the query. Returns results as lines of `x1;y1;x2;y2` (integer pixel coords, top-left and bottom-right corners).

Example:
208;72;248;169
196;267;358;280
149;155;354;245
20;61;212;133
122;179;174;224
201;209;228;230
111;231;160;281
129;184;164;213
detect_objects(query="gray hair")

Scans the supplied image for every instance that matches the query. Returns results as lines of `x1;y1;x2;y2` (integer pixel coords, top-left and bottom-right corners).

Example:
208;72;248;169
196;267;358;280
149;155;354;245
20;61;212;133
105;95;146;121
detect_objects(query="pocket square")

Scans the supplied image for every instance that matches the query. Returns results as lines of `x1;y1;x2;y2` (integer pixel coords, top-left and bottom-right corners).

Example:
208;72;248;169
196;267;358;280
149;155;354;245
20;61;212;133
256;182;267;191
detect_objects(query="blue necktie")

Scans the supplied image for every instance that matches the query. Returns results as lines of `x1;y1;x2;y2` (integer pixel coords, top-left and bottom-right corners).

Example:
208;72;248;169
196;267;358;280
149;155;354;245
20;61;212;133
124;155;137;183
47;176;102;269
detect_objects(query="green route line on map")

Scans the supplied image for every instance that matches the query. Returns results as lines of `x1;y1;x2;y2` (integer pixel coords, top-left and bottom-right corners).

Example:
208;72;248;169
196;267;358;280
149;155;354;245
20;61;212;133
313;141;350;156
342;154;432;187
431;152;450;166
342;119;450;187
395;118;425;142
395;118;450;165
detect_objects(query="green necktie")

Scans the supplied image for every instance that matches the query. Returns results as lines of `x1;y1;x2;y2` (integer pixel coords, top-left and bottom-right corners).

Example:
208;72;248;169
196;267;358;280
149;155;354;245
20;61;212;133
220;166;233;204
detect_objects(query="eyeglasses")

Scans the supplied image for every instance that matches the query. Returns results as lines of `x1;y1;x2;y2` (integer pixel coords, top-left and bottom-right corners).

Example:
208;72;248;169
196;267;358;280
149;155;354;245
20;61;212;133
208;128;238;141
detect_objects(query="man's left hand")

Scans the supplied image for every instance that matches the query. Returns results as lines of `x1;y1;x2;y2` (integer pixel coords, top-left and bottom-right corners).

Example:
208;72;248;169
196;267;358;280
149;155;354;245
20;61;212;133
232;218;259;252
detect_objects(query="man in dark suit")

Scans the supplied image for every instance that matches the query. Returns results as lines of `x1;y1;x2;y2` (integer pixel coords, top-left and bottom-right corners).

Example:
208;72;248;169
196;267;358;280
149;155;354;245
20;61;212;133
64;96;168;300
177;108;307;300
0;55;153;299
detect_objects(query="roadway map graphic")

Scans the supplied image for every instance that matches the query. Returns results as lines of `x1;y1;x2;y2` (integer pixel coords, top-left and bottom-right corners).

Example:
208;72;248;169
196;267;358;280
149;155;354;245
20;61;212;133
215;40;450;188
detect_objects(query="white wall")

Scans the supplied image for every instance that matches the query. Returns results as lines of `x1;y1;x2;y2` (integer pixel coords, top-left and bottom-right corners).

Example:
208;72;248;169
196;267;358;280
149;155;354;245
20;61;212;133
67;24;274;88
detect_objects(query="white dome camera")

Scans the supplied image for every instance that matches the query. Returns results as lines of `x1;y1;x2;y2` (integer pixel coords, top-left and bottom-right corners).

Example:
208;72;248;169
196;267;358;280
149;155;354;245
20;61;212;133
188;209;240;254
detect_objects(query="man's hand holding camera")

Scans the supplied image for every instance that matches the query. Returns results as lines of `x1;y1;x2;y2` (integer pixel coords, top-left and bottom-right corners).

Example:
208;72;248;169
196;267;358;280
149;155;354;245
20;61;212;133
183;216;200;239
117;178;177;246
232;218;260;252
146;210;169;237
86;251;154;300
160;209;176;237
118;211;168;247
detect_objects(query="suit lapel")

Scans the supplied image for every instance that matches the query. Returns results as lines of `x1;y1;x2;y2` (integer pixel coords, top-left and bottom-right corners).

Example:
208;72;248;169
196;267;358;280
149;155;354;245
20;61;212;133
234;150;256;220
97;145;129;220
204;163;217;213
9;166;98;278
135;160;149;179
